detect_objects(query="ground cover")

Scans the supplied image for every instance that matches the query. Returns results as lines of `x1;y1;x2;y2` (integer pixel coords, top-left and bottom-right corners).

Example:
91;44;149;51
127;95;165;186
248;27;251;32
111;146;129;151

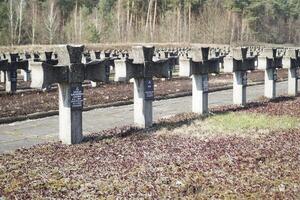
0;95;299;199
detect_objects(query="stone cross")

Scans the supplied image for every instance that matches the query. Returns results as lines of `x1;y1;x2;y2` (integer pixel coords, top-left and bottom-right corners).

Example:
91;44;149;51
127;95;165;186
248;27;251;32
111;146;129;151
30;45;110;144
282;49;299;96
114;46;173;128
82;51;111;87
257;48;282;99
0;56;8;83
179;47;220;115
3;53;29;93
224;47;256;105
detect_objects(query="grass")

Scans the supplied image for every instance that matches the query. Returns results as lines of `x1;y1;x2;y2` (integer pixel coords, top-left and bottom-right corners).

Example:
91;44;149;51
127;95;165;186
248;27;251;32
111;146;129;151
159;112;300;139
209;112;300;132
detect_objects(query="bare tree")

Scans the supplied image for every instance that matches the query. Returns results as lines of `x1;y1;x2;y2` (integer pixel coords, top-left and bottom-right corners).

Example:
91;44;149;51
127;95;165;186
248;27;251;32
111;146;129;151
44;0;59;44
74;0;78;42
9;0;14;45
198;1;230;44
31;0;37;45
151;0;157;41
17;0;24;44
188;2;191;43
79;6;82;42
117;0;122;41
145;0;153;40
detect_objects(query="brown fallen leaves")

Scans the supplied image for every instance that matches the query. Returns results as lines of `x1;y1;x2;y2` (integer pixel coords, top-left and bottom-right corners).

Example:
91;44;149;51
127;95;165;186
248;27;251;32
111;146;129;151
0;82;299;200
212;96;300;117
0;127;299;199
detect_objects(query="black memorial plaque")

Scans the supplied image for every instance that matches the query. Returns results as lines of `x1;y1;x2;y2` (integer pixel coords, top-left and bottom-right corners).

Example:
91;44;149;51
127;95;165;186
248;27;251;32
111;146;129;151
10;71;17;82
144;78;154;101
70;86;84;110
202;76;209;92
273;70;278;81
105;65;110;81
242;72;247;86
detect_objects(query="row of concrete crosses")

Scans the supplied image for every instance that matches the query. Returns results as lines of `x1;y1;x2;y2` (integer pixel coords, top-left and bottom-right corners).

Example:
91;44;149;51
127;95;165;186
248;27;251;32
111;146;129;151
2;45;300;145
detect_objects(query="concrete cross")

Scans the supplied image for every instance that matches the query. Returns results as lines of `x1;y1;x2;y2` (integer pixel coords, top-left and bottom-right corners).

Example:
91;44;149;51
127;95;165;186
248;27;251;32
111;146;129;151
179;46;220;115
30;44;110;144
282;49;300;96
0;56;8;84
224;47;256;106
2;53;29;93
258;48;283;99
114;46;174;128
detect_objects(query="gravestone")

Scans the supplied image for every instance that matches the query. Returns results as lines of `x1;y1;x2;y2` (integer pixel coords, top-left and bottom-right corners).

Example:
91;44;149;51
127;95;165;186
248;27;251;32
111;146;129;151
257;48;282;99
282;49;299;96
114;46;173;128
224;47;256;105
30;45;109;144
4;53;29;93
0;56;8;83
179;46;220;114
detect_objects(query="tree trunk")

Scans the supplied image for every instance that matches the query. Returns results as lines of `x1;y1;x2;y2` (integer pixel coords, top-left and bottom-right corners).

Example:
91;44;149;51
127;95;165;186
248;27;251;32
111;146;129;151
74;0;78;42
79;7;82;43
126;0;130;42
183;4;187;42
17;0;24;44
49;2;54;44
126;0;134;42
129;1;133;41
151;0;157;41
9;0;14;46
177;7;181;42
188;2;191;43
95;8;98;30
117;0;121;41
230;11;235;44
145;0;153;39
32;1;36;45
288;18;293;43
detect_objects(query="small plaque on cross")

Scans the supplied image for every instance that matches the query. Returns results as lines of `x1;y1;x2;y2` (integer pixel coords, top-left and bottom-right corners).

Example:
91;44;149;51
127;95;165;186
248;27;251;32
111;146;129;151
242;72;247;86
202;76;209;92
10;71;17;82
70;86;84;110
273;70;278;81
144;78;154;101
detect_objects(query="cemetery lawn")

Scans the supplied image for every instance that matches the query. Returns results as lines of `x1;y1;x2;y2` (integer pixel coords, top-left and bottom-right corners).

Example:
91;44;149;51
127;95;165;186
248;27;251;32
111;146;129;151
0;69;287;119
1;96;299;199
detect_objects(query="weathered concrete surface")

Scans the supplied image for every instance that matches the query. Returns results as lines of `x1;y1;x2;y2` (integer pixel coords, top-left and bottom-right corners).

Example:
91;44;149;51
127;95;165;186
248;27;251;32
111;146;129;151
192;74;209;114
233;71;247;105
0;80;299;154
265;69;276;99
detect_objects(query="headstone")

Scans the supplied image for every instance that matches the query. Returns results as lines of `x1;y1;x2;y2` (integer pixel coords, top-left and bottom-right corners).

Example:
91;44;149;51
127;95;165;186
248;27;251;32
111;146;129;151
30;44;110;144
114;46;174;128
179;46;220;114
282;49;299;96
224;47;256;105
258;48;282;99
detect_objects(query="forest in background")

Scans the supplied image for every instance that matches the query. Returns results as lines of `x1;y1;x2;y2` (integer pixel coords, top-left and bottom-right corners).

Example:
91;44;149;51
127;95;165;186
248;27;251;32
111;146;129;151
0;0;299;46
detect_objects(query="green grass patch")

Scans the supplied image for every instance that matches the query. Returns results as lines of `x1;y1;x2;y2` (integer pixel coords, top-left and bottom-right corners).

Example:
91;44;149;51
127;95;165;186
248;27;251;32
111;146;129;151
162;112;300;138
208;112;300;132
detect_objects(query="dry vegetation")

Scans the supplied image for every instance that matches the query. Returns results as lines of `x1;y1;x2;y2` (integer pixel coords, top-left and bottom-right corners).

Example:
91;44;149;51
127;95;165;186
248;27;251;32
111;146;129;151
0;95;299;199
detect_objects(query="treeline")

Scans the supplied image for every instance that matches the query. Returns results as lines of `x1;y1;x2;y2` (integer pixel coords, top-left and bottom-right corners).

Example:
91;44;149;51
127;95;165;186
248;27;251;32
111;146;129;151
0;0;300;46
